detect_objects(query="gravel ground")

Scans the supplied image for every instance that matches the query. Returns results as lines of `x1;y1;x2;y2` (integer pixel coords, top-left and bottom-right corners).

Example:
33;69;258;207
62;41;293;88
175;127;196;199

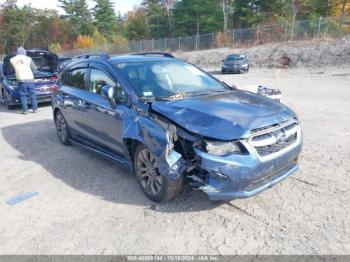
175;37;350;68
0;67;349;255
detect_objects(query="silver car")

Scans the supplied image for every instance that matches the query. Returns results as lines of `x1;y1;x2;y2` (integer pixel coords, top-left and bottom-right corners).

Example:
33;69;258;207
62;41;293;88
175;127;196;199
221;54;249;74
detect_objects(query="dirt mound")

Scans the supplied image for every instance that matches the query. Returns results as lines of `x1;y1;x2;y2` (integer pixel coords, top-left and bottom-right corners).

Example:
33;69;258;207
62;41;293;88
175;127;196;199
175;37;350;68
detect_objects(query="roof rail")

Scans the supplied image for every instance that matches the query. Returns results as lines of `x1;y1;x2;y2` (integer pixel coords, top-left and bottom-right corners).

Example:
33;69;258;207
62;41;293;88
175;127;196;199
131;52;175;58
72;53;110;60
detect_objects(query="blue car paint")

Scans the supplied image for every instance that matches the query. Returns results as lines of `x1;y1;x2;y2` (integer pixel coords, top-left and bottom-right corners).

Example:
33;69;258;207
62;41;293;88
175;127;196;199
1;50;58;107
194;132;302;200
52;57;182;177
2;79;55;104
151;90;295;140
52;54;302;201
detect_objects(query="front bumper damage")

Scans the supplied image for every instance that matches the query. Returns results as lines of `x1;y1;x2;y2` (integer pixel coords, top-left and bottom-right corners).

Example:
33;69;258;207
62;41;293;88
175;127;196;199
189;119;302;201
146;106;302;202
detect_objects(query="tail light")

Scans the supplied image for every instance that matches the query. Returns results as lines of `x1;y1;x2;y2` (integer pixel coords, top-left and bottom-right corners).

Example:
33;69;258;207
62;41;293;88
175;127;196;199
50;84;58;93
50;75;58;81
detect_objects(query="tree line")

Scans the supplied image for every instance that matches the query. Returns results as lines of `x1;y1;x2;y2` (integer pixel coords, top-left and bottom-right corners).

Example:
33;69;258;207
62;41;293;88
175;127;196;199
0;0;348;55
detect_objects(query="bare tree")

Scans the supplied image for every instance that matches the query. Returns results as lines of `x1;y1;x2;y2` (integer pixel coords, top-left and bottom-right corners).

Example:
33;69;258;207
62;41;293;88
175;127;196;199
161;0;177;36
290;0;298;40
221;0;234;34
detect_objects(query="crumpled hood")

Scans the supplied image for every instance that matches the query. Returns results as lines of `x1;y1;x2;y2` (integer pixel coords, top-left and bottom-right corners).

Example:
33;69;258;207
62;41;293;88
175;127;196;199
151;90;295;140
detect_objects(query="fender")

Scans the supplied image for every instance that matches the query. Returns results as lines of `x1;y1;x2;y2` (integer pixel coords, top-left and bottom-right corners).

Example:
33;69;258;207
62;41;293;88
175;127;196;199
122;104;186;179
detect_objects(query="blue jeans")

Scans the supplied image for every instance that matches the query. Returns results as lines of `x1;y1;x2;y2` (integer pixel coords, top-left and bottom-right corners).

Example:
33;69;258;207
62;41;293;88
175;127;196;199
18;82;38;113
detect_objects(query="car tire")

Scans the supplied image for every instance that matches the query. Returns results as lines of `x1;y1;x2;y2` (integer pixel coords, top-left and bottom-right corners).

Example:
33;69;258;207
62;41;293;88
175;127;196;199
2;89;13;109
221;70;226;74
55;110;71;146
133;144;183;202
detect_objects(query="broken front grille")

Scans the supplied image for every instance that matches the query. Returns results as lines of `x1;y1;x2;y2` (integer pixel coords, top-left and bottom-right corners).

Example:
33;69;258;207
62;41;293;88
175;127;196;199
249;119;299;158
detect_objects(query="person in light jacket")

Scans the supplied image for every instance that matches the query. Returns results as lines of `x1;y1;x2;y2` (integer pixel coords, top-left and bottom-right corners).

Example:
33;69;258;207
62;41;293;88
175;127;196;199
10;47;38;114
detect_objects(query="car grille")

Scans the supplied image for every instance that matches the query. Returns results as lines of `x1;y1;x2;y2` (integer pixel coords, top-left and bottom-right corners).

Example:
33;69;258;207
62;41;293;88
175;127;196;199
249;119;299;158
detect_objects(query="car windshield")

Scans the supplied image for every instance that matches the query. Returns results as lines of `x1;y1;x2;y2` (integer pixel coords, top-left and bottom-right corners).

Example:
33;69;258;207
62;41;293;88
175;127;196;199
226;55;246;61
115;60;228;99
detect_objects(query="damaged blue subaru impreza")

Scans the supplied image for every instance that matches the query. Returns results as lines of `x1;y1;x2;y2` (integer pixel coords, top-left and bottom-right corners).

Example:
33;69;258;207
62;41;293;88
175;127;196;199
52;53;302;202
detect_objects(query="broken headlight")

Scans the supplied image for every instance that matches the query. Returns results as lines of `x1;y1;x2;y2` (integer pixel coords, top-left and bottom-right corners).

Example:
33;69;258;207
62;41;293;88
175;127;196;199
204;140;242;156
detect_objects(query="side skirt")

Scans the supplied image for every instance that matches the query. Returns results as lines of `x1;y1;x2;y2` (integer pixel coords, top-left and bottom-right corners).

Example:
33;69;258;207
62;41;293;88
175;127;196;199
69;138;133;171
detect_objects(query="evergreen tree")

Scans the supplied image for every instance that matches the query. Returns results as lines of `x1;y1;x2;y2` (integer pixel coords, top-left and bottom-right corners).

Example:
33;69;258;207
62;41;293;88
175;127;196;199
173;0;222;36
58;0;94;36
142;0;168;39
93;0;118;40
125;7;150;40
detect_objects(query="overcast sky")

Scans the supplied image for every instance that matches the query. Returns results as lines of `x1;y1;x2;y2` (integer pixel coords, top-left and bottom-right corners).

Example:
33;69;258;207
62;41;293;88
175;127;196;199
16;0;143;15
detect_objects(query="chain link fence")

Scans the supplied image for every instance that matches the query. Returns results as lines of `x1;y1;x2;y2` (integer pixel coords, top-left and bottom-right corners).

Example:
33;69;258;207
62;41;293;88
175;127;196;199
59;16;349;57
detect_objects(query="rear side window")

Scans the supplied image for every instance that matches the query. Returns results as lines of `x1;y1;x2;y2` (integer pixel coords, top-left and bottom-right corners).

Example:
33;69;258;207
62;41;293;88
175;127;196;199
60;68;87;90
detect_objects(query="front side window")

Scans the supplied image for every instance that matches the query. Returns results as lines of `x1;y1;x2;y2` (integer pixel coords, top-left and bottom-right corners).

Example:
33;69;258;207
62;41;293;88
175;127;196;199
115;60;227;98
90;68;127;103
90;68;115;95
61;68;87;90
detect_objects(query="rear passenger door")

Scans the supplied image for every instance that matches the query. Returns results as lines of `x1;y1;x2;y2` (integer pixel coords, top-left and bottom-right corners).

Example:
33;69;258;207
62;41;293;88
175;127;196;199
81;65;128;155
59;64;92;140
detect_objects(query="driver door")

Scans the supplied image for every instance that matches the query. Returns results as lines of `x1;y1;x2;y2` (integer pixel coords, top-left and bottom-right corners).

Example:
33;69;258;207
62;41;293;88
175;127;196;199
81;65;128;156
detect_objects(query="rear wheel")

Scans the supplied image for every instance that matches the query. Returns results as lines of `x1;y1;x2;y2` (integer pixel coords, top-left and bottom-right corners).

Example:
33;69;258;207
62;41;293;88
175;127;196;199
134;145;183;202
55;111;71;146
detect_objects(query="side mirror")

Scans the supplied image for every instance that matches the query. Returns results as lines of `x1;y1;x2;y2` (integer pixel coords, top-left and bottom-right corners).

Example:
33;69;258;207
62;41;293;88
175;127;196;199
101;85;117;109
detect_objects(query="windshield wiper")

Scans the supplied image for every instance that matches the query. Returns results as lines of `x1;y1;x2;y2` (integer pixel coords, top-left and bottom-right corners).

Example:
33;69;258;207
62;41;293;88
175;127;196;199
186;89;229;97
141;90;229;102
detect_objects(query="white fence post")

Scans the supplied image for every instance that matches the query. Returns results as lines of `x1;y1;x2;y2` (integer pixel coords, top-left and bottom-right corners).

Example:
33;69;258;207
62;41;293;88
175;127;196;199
139;40;142;52
284;21;288;41
151;39;154;51
232;29;235;48
317;17;322;38
165;38;167;50
178;37;181;51
211;32;214;49
195;34;199;50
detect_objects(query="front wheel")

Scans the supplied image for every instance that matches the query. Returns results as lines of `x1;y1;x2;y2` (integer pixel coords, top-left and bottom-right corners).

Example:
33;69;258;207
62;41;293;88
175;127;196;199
55;111;71;146
134;145;183;202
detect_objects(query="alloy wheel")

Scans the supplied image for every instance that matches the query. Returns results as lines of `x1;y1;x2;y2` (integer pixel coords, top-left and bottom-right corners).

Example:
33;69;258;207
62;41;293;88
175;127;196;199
56;113;68;142
136;149;163;197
